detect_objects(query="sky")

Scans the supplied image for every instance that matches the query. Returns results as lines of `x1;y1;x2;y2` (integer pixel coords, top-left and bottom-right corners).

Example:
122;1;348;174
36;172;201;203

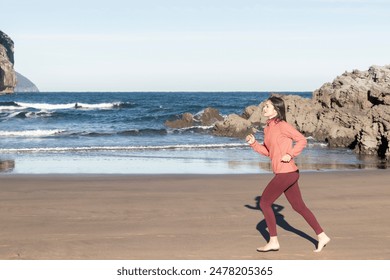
1;0;389;92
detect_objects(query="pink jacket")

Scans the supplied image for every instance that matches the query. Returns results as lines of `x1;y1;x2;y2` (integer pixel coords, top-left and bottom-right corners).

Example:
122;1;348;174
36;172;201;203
250;119;307;174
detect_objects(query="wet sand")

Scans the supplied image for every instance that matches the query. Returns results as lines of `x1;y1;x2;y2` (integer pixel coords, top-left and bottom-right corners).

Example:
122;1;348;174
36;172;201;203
0;170;389;260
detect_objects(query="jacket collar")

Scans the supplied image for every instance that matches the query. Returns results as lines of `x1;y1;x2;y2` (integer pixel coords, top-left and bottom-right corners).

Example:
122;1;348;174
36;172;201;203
266;118;280;126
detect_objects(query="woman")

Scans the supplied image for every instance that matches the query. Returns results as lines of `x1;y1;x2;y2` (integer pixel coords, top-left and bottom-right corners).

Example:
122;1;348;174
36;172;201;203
246;96;330;253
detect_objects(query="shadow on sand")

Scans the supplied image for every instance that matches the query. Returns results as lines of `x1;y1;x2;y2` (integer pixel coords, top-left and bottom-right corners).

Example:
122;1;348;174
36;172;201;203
245;196;318;247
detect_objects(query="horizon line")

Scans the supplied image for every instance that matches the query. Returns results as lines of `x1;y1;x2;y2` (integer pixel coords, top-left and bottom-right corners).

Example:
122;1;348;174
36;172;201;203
16;90;314;93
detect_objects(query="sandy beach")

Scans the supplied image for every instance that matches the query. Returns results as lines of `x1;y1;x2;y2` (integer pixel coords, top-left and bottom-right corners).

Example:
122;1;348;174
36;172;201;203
0;170;389;260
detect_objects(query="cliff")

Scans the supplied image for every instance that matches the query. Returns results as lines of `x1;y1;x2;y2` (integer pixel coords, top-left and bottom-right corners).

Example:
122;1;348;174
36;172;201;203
0;30;17;94
15;72;39;92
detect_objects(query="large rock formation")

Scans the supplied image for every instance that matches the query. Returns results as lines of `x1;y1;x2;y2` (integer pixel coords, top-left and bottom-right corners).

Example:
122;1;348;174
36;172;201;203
311;65;390;157
0;30;16;94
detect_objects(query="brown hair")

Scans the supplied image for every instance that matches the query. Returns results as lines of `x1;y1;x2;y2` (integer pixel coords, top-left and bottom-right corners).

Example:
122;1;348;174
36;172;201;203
267;96;287;122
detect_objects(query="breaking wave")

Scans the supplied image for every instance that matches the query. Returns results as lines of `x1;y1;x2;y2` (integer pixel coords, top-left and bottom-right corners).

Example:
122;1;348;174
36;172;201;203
0;101;134;111
0;143;248;153
0;129;65;137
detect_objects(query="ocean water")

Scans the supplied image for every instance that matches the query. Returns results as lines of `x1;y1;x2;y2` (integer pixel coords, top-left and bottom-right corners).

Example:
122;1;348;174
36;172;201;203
0;92;385;174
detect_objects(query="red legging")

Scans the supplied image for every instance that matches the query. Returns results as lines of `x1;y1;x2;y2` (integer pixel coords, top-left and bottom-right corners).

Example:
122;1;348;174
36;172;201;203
259;171;323;237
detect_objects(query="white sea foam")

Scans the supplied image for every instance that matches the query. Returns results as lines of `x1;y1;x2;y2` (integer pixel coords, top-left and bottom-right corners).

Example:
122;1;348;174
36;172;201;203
26;110;53;118
0;129;65;137
14;102;121;110
307;143;328;147
4;111;22;119
193;109;204;117
76;102;120;109
0;143;247;153
0;105;26;111
169;125;214;132
16;102;76;110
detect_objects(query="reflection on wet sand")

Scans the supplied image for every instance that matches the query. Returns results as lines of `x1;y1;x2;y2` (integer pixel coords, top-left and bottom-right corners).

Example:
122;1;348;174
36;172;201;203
2;154;388;174
0;159;15;172
227;159;388;172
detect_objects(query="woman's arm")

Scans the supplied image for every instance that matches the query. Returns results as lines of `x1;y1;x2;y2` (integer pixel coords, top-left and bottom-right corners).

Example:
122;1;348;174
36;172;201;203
246;134;269;157
280;122;307;158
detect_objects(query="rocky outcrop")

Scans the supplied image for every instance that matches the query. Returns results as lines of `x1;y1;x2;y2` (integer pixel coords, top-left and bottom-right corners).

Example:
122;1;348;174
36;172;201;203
213;114;254;138
165;112;195;128
0;30;16;94
310;65;390;157
165;107;224;129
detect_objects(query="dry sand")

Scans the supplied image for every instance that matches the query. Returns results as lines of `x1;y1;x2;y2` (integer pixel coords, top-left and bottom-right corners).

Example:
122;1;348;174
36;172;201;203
0;170;389;260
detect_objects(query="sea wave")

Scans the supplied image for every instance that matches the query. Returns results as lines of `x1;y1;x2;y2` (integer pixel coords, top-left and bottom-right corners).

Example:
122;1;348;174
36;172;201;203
169;125;214;134
0;127;329;148
0;127;218;138
117;129;168;136
0;101;23;110
0;143;248;153
0;101;134;111
3;110;53;119
0;129;65;137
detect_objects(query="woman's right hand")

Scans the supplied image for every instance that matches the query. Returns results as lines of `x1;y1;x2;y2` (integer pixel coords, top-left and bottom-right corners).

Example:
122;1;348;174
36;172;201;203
246;134;256;145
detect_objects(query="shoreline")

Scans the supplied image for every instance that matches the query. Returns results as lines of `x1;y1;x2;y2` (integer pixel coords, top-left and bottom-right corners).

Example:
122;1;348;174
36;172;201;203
1;153;388;174
0;170;389;260
0;163;387;176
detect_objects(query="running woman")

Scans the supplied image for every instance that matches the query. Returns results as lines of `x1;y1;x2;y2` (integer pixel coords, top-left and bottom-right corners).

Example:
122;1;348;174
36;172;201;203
246;96;330;253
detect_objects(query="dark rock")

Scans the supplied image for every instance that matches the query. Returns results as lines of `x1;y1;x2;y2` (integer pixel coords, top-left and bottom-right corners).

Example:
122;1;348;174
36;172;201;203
213;114;254;138
197;107;224;126
165;107;224;129
165;113;194;128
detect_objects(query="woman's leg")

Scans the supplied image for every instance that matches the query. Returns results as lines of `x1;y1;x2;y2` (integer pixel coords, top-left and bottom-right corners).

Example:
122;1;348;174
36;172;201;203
284;180;323;235
284;179;330;252
258;172;299;251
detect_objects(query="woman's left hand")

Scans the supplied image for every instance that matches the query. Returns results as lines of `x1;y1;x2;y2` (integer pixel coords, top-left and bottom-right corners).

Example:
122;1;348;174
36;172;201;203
281;154;292;162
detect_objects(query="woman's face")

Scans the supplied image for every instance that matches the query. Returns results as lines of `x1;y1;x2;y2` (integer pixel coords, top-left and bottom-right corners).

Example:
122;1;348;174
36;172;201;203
263;100;278;119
